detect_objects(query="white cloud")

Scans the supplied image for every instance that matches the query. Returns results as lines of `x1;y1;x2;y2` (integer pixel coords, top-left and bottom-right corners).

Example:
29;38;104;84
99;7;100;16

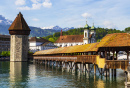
32;3;42;10
43;0;52;8
41;26;54;29
32;18;39;21
31;0;40;3
15;0;25;5
103;21;117;29
17;0;52;10
17;6;31;10
81;13;92;18
17;3;42;10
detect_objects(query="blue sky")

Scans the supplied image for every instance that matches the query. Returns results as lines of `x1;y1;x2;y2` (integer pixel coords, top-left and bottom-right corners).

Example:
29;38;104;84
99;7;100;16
0;0;130;30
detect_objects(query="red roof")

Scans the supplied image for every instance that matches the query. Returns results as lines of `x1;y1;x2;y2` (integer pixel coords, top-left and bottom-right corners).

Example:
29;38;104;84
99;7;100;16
55;35;84;43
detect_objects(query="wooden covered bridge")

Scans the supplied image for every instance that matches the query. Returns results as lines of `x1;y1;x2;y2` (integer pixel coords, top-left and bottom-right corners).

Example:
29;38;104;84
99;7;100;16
33;33;130;76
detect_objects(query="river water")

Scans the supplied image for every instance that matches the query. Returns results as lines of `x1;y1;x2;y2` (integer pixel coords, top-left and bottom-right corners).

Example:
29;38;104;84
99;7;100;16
0;61;126;88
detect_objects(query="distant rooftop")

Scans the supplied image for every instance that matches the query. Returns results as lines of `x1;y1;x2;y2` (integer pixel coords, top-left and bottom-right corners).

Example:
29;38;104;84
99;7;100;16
29;37;49;42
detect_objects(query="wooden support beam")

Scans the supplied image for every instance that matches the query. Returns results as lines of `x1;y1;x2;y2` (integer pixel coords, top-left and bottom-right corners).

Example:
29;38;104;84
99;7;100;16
113;51;115;60
127;50;129;61
105;51;107;60
108;51;110;60
116;51;119;60
99;51;101;57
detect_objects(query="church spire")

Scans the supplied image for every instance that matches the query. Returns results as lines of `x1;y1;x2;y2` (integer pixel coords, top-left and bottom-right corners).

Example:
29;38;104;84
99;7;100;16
91;22;95;30
84;18;89;29
86;18;87;24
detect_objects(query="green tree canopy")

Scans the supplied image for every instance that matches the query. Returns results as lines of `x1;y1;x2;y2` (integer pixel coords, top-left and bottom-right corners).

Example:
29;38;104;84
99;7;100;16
125;27;130;33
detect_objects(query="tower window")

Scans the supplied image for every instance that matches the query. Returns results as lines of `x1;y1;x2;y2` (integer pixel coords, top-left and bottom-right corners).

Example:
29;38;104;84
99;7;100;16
85;33;87;37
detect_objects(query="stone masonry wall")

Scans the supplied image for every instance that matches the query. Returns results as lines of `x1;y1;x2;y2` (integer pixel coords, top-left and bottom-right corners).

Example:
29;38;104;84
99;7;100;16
10;35;28;61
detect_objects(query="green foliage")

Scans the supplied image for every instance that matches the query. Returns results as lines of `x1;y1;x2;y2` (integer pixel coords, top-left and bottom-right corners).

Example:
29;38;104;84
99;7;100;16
125;27;130;33
1;51;10;56
44;27;125;43
48;38;56;43
28;51;33;54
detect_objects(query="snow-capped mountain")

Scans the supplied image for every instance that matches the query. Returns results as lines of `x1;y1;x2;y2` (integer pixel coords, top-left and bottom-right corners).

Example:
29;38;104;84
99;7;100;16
0;15;12;25
52;25;62;30
41;26;74;31
63;27;75;31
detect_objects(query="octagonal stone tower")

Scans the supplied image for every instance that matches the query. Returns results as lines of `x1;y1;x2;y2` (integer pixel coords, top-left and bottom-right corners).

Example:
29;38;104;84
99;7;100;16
8;12;31;61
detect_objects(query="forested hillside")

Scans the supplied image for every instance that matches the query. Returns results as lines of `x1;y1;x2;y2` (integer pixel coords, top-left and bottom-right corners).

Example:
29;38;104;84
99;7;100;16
43;27;125;42
0;25;60;37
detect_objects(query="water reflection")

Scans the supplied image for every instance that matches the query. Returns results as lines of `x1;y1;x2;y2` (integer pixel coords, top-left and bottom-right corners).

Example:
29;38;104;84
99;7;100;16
33;64;125;88
9;62;28;88
0;62;126;88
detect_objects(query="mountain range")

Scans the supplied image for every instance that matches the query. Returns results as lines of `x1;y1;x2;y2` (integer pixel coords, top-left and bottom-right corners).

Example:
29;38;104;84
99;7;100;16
41;25;74;31
0;15;74;37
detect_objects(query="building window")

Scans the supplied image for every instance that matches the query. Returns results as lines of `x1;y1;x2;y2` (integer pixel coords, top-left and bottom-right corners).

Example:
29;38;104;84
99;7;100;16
85;32;87;37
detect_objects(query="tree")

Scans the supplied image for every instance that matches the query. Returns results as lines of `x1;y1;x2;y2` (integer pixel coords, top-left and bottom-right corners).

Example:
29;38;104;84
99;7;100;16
125;27;130;33
49;38;55;42
1;51;10;56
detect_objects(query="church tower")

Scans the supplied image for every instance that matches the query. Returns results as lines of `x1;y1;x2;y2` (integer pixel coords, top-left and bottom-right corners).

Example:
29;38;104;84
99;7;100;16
83;20;90;44
8;12;31;61
90;23;96;43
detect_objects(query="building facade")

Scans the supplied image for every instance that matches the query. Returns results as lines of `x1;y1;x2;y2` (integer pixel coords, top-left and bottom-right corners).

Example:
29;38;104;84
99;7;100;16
54;21;96;47
0;35;10;52
29;37;58;53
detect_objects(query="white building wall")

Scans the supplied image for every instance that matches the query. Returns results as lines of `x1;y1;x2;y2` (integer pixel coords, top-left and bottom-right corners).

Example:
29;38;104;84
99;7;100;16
29;42;57;53
29;42;36;46
54;42;83;47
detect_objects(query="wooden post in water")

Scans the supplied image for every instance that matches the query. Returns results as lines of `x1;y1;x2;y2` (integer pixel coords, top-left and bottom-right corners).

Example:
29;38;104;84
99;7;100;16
80;63;84;71
86;64;90;72
59;61;62;67
94;64;96;74
114;69;116;76
111;69;113;77
55;61;58;67
74;63;78;70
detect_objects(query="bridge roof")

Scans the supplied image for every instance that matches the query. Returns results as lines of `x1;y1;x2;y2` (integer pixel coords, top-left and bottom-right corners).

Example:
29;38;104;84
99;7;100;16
33;42;99;55
34;33;130;55
97;33;130;47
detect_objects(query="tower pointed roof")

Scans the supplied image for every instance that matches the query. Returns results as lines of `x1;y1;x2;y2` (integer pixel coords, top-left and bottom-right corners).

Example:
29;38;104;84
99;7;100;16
84;18;89;29
8;12;30;31
8;12;31;35
91;23;95;30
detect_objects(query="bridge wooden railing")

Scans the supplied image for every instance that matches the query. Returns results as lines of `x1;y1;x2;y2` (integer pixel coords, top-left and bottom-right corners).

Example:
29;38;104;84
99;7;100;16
34;56;77;62
33;55;97;63
106;60;129;71
77;55;97;63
